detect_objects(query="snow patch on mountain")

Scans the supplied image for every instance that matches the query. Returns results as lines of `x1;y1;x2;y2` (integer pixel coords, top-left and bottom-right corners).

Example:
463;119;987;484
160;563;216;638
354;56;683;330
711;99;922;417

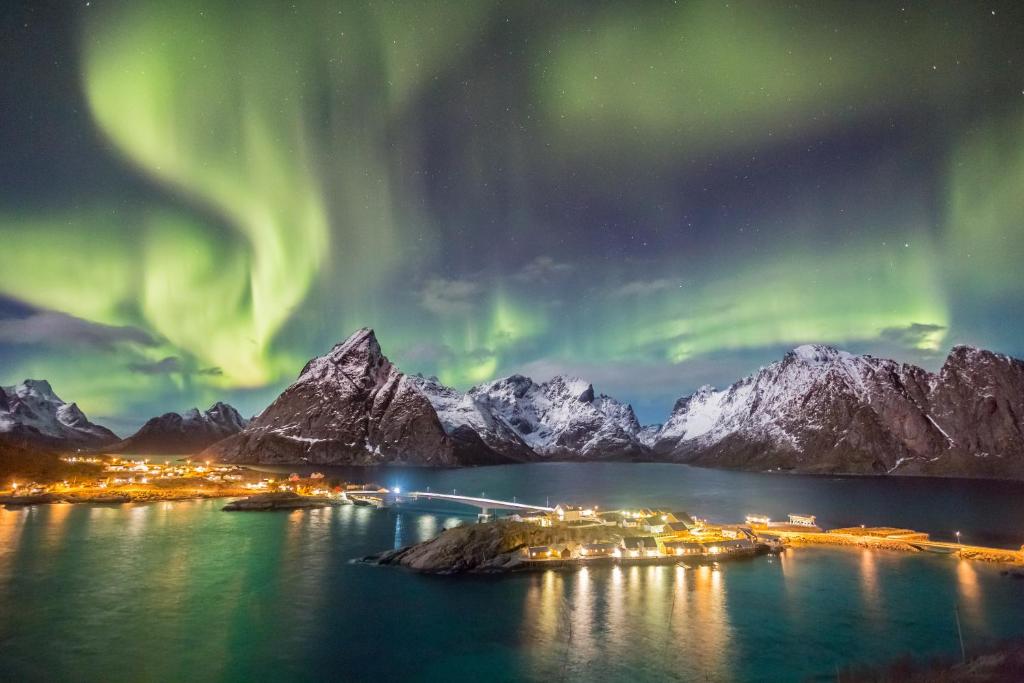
0;379;118;446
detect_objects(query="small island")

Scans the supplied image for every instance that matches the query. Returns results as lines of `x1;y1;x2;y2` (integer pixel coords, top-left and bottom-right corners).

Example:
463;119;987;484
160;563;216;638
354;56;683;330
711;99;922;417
365;507;769;574
365;504;1024;574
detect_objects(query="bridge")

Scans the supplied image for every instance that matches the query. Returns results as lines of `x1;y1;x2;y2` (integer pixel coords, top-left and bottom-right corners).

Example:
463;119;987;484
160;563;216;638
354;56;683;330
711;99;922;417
342;488;554;520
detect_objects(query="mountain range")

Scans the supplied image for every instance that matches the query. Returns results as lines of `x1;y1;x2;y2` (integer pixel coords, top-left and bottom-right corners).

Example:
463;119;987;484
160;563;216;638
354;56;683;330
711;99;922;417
5;329;1024;478
644;343;1024;479
106;403;249;455
205;328;648;466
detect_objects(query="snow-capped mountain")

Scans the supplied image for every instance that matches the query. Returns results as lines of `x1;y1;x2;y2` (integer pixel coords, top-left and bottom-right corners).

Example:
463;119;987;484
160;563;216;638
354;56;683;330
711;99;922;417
649;344;1024;478
0;379;119;449
405;375;537;462
465;375;648;460
205;328;647;465
205;329;531;466
108;402;249;455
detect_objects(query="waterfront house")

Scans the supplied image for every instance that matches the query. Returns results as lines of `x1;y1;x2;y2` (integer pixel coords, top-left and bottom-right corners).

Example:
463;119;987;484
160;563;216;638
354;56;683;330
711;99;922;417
641;516;667;534
663;541;705;557
555;505;583;522
665;521;691;535
671;512;696;527
580;542;618;557
715;539;756;554
788;514;817;527
527;546;552;559
622;537;661;558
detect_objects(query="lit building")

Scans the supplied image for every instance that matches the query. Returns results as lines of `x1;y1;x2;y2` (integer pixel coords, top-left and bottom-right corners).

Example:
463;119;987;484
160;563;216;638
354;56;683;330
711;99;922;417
788;514;817;527
554;505;582;522
622;537;661;558
579;542;618;557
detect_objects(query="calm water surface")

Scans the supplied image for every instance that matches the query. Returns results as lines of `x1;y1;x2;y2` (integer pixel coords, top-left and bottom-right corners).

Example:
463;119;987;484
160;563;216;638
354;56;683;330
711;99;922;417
2;463;1024;682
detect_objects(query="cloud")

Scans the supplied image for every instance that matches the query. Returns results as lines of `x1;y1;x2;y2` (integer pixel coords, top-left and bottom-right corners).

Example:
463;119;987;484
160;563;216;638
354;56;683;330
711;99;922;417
879;322;947;351
399;341;495;369
126;356;223;377
608;278;680;298
128;356;183;375
399;341;457;365
514;256;574;283
0;311;155;349
419;277;482;316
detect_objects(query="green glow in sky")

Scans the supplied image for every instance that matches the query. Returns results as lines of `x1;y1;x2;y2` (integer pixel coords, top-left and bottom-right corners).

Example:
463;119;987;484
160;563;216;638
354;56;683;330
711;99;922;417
0;0;1021;427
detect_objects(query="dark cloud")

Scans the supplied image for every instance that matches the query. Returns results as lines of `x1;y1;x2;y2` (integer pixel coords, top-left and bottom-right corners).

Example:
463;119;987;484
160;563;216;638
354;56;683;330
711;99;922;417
398;341;494;368
399;341;456;365
128;356;183;375
879;322;947;349
419;278;482;316
514;256;574;283
608;278;681;298
0;311;154;349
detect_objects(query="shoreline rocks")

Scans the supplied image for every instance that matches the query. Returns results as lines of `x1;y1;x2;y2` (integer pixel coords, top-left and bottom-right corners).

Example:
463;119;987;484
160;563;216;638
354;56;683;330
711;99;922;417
222;491;341;511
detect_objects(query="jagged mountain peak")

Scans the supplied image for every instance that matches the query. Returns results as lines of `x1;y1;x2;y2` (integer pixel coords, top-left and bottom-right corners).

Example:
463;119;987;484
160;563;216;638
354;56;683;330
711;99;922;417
786;344;852;365
9;378;60;402
297;327;388;386
542;375;595;403
0;379;117;448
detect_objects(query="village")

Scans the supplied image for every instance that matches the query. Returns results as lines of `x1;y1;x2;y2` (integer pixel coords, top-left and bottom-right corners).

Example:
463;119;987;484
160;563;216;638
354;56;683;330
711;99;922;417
515;504;812;564
0;456;378;505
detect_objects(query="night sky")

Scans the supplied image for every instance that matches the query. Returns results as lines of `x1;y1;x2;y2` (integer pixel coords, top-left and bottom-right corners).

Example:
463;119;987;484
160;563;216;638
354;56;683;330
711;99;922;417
2;1;1023;432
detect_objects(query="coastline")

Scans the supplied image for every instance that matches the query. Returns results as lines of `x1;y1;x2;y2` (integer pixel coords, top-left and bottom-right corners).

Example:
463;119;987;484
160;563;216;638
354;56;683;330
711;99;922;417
0;485;253;506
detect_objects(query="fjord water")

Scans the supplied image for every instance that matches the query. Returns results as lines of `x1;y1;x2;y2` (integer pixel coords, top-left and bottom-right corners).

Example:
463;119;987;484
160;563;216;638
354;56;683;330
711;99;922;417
2;464;1024;682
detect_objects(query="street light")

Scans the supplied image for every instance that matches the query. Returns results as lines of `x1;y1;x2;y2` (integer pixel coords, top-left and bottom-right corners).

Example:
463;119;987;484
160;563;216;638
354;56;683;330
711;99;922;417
955;530;961;546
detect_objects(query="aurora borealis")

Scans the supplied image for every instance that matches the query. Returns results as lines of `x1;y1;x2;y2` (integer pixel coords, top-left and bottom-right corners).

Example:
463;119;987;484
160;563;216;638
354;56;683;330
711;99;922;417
2;1;1023;430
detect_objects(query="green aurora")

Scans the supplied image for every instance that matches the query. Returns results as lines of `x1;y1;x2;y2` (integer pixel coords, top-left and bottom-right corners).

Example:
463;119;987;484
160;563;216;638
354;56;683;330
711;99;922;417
1;0;1022;428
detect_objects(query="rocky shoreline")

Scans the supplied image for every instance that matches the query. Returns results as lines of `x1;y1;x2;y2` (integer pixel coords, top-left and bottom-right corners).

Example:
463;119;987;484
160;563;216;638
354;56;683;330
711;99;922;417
222;492;342;511
364;520;623;574
0;486;253;506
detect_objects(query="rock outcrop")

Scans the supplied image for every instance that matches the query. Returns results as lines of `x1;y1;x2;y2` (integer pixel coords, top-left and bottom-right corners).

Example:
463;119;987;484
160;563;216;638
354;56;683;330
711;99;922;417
366;520;619;573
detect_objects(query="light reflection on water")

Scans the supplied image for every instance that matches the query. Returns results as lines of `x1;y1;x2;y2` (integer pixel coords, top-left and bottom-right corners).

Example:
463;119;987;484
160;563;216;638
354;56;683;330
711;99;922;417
1;464;1024;682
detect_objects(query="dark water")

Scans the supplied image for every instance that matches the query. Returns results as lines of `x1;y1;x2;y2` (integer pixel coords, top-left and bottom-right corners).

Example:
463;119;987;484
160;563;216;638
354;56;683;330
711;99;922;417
2;463;1024;682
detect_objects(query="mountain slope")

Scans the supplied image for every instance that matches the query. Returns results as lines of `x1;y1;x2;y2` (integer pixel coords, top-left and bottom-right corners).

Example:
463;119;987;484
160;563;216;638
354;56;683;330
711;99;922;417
204;329;647;466
108;402;249;455
204;329;524;466
650;344;1024;478
466;375;649;460
0;380;118;449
